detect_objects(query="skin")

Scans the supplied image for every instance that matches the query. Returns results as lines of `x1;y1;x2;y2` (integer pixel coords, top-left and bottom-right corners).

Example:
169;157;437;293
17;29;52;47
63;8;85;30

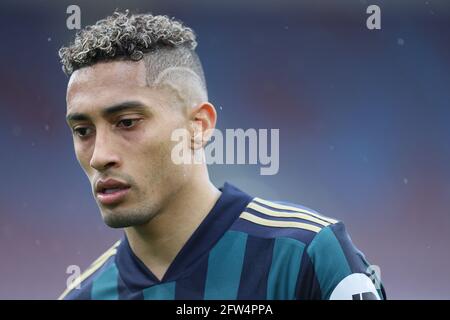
66;59;221;280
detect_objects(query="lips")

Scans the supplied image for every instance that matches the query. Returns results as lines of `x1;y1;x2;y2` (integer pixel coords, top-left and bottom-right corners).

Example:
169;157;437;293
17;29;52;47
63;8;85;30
95;178;131;205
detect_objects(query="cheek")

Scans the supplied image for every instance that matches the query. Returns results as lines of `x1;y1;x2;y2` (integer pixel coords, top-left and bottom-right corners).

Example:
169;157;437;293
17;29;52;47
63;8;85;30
133;115;185;156
74;141;93;172
133;123;187;180
122;113;188;176
137;135;173;171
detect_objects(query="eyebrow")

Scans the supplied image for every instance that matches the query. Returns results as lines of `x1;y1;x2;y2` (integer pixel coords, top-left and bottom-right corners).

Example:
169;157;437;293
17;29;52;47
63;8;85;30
66;101;147;123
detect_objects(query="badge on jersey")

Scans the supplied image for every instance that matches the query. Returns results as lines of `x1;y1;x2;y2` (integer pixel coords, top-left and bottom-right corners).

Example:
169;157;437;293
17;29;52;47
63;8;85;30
329;273;381;300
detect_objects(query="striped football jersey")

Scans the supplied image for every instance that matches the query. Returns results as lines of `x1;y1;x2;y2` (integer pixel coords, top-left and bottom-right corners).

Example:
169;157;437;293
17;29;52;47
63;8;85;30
59;182;385;300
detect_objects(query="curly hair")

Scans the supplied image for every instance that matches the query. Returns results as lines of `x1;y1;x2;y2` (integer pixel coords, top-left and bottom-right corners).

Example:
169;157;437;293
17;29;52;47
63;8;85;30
59;10;208;105
59;10;197;75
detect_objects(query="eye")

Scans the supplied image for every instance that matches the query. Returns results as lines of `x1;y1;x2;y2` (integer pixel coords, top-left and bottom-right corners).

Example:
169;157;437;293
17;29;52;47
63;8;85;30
117;118;141;129
73;126;94;138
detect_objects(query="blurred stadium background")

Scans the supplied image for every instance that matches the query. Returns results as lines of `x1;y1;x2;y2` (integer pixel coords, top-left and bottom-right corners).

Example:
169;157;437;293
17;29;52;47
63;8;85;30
0;0;449;299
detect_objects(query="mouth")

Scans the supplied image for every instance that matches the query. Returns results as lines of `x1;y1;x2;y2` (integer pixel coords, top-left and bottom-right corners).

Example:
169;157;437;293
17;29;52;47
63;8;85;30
95;178;131;206
96;186;131;205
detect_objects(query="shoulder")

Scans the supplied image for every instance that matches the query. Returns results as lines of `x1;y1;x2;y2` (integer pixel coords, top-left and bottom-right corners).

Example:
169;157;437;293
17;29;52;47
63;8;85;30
231;196;384;300
58;240;121;300
231;196;341;247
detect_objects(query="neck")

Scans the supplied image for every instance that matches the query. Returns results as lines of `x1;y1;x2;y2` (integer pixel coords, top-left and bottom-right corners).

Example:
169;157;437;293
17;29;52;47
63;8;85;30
124;171;221;281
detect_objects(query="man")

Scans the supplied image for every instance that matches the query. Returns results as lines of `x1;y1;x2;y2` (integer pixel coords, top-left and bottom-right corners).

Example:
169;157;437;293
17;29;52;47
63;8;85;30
58;11;385;300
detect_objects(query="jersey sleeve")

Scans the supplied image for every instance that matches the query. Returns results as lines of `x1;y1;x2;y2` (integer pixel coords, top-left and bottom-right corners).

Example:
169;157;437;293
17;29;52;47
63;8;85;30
301;221;386;300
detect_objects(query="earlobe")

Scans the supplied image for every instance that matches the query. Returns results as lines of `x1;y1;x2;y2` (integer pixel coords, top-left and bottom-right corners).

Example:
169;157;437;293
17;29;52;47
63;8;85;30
190;120;204;150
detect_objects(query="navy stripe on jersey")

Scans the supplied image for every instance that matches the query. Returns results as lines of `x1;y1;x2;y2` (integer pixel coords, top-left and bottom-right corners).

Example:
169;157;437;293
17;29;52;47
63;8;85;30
295;249;322;300
175;256;209;299
143;282;176;299
117;272;144;300
115;237;159;291
329;223;368;274
237;235;274;299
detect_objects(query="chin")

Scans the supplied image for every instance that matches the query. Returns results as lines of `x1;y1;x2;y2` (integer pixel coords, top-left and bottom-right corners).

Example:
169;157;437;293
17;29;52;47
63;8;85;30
102;210;154;229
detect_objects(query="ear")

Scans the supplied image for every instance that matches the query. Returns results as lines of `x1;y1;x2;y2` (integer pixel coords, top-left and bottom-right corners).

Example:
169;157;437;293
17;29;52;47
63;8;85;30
189;102;217;150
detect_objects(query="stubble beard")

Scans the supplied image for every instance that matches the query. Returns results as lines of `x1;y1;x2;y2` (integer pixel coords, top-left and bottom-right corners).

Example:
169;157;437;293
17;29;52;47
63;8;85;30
101;202;158;228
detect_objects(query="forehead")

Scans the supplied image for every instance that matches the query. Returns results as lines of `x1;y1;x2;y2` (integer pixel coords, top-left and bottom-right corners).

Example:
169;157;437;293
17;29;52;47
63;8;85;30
66;60;149;111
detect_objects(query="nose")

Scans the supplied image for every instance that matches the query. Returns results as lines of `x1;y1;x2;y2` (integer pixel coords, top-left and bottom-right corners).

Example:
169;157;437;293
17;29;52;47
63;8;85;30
89;130;121;171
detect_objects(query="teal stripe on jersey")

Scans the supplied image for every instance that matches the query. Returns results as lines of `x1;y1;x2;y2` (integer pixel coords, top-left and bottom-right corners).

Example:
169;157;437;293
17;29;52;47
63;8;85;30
204;231;248;300
143;282;176;300
91;263;119;300
307;226;351;299
267;238;305;300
